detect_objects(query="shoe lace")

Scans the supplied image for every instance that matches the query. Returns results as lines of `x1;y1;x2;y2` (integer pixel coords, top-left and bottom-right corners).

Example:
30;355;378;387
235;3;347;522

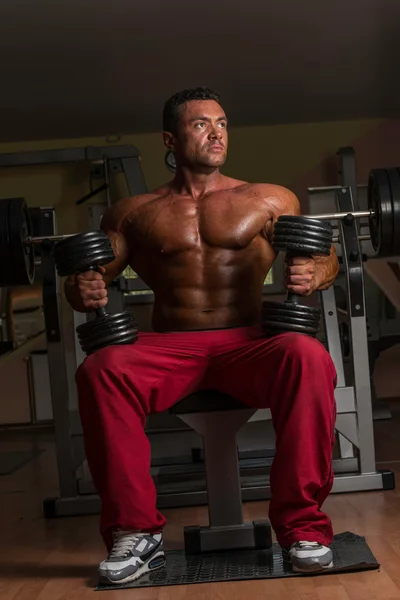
109;531;144;559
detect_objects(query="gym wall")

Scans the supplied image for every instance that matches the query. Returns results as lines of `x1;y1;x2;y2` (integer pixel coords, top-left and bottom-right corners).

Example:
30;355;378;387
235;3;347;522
0;117;384;237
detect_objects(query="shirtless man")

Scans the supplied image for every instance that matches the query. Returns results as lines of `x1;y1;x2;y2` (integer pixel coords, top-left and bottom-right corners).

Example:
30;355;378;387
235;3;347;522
65;87;339;584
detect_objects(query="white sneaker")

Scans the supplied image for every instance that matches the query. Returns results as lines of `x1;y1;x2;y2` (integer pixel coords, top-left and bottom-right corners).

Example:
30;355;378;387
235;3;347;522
99;531;165;584
286;541;333;572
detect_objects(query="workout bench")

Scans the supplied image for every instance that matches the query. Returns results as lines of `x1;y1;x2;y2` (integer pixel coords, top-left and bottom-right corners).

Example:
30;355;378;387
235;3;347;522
169;390;272;554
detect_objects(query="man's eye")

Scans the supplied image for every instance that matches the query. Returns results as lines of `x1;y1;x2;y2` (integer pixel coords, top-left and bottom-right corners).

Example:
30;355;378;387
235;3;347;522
195;122;205;128
218;122;226;128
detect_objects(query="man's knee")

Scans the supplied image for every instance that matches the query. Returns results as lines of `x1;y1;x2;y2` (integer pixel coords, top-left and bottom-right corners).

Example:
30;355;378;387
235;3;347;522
276;333;333;366
76;345;127;384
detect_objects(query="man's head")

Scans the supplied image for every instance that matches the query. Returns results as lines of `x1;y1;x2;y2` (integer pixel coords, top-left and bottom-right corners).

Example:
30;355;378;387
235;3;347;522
163;87;228;170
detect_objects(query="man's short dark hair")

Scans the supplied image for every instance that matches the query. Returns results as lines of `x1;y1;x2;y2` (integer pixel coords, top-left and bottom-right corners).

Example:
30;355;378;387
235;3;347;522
163;86;221;134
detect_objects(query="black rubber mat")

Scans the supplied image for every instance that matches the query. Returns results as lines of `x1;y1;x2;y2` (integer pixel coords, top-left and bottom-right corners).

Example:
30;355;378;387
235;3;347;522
96;531;379;591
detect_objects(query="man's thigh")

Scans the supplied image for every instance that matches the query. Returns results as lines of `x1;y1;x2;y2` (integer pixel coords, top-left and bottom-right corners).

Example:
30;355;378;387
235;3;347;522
77;331;210;414
206;332;334;409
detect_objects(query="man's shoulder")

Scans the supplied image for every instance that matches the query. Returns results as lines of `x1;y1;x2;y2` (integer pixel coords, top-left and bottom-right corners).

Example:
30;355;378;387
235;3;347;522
245;182;295;196
100;192;159;232
245;183;300;214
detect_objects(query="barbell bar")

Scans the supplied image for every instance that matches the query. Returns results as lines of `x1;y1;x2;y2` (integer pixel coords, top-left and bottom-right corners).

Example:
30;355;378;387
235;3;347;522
304;210;373;221
26;210;373;244
29;229;373;248
1;166;399;287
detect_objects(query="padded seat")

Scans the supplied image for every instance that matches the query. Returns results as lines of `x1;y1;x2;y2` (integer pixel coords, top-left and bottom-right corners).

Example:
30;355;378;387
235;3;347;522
170;390;246;414
169;389;272;555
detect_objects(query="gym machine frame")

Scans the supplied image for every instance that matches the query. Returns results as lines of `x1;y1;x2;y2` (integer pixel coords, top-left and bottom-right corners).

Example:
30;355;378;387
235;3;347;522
0;145;146;516
314;147;394;492
1;145;393;517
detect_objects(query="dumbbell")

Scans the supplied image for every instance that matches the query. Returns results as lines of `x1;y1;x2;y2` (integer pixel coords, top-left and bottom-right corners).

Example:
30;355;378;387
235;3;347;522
262;216;333;337
53;231;138;355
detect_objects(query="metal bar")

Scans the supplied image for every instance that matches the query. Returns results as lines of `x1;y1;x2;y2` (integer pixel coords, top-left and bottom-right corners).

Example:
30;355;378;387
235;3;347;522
333;234;370;243
306;209;373;220
0;145;141;167
121;157;147;195
338;147;360;211
336;187;377;475
177;410;256;527
41;241;78;498
308;184;368;193
28;229;372;248
30;234;76;244
320;286;346;387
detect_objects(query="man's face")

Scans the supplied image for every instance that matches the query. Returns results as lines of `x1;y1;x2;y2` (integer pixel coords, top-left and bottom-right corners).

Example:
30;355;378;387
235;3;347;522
166;100;228;169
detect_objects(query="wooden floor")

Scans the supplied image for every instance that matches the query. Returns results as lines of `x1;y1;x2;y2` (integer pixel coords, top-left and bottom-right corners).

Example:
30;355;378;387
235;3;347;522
1;402;400;600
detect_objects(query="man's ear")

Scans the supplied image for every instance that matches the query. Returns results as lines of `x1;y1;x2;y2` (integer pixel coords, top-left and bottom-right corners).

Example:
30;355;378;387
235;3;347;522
163;131;175;151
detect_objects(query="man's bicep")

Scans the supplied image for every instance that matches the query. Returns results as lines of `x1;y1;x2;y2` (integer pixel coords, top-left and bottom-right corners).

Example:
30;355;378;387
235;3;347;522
261;185;301;240
99;229;130;285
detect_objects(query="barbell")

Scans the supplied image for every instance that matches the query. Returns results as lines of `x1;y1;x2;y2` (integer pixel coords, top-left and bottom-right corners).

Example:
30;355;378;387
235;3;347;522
0;167;399;287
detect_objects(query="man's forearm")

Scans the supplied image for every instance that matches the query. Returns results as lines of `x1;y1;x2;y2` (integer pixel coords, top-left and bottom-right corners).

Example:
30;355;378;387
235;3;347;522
314;246;339;291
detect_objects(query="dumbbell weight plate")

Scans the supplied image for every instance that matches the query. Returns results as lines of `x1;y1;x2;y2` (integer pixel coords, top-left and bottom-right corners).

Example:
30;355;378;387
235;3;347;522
0;198;35;287
262;320;320;336
53;231;115;277
272;216;333;255
274;215;333;234
368;169;394;258
262;300;321;319
76;311;138;355
262;301;321;336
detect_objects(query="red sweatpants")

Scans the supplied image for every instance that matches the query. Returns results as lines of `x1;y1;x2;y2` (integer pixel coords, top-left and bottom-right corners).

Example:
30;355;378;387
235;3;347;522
76;326;337;551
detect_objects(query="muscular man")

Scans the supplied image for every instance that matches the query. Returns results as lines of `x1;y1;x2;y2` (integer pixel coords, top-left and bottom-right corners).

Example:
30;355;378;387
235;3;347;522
65;87;339;585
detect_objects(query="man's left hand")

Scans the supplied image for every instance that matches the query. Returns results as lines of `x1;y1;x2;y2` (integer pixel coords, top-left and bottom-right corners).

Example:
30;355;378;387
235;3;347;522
285;256;318;296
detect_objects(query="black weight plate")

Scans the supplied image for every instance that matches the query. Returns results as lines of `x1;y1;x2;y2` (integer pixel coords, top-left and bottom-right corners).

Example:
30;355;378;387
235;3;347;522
274;225;333;243
262;301;320;316
0;198;35;286
54;230;111;254
272;236;331;255
77;315;137;340
262;306;320;322
0;200;12;287
76;312;138;354
53;231;115;276
80;330;138;355
263;315;319;327
276;215;333;235
387;168;400;256
368;169;393;257
262;321;319;335
273;226;333;243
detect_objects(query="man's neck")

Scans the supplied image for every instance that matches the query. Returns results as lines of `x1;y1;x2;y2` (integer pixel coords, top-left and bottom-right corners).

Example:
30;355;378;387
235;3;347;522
171;167;225;199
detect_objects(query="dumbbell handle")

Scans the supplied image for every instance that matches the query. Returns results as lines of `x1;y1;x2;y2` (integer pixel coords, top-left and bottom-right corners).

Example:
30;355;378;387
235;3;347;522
284;250;313;305
286;292;301;304
83;265;108;318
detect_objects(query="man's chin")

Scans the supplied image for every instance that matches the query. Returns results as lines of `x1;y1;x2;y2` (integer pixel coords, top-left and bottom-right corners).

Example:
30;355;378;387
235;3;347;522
202;154;226;168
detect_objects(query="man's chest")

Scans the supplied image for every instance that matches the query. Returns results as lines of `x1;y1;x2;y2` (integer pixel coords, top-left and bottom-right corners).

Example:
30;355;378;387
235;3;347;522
127;192;271;254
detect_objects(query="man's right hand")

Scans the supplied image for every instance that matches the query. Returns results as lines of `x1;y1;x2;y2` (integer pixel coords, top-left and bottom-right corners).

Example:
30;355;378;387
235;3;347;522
74;266;108;310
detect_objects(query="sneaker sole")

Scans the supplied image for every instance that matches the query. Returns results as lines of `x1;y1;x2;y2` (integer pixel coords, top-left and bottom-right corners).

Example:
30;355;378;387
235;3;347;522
99;550;166;585
291;560;334;573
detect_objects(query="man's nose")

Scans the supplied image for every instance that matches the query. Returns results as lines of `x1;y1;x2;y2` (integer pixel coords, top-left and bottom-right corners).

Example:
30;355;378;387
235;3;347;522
208;126;222;139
